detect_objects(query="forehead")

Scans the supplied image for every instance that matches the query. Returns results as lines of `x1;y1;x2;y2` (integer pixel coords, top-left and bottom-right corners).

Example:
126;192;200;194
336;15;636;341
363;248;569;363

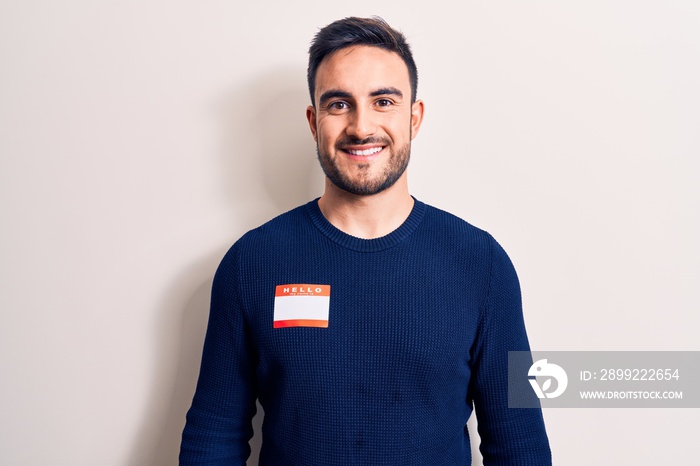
314;45;411;97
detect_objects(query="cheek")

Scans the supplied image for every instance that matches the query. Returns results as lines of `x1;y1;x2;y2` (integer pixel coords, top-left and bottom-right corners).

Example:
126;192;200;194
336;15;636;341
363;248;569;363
316;120;342;144
386;123;409;142
385;112;410;132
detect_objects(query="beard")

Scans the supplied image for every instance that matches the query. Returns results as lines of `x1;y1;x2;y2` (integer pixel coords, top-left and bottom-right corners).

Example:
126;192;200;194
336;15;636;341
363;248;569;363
316;137;411;196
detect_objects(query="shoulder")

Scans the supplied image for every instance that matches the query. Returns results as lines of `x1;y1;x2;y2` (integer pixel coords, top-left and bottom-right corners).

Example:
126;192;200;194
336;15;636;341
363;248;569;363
422;202;486;233
239;201;315;245
416;200;516;270
216;200;316;265
418;201;495;247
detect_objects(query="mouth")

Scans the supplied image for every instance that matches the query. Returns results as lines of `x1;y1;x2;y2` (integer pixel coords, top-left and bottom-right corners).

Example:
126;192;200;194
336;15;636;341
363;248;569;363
345;146;384;156
340;145;386;161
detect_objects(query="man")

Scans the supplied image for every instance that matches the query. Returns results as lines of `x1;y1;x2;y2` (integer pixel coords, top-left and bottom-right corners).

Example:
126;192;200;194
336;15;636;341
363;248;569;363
180;16;551;465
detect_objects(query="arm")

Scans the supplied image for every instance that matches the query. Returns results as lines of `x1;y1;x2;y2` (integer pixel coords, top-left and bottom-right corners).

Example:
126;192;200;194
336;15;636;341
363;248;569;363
180;244;258;465
469;236;552;465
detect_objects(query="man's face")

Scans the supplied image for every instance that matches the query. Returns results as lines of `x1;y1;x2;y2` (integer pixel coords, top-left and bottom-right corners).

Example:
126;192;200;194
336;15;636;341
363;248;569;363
306;46;424;196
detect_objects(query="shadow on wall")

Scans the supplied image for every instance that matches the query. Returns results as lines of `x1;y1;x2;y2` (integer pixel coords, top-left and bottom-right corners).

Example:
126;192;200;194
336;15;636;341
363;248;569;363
221;67;324;219
126;67;320;466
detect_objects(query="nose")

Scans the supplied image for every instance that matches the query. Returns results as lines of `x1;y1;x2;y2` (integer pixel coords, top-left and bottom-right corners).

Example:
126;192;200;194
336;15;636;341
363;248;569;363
346;106;376;140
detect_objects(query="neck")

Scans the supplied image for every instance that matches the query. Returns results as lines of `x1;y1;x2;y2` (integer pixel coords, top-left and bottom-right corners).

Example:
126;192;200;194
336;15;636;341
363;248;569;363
317;175;414;239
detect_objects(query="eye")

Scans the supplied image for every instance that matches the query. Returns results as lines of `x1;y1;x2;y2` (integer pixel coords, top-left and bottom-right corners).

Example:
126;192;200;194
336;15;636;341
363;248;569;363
328;101;349;111
376;99;393;107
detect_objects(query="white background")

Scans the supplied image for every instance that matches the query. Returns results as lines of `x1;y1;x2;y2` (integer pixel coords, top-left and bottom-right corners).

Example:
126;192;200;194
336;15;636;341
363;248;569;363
1;1;698;465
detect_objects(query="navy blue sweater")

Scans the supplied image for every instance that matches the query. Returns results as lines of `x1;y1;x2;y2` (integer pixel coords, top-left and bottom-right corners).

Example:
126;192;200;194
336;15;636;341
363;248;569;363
180;199;551;465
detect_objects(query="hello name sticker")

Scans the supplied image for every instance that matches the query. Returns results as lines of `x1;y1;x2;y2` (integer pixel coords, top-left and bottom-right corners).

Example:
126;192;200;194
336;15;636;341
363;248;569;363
273;284;331;328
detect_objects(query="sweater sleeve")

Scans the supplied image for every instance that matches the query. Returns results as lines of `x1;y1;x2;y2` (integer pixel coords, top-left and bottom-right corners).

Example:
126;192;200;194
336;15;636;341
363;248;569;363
469;236;552;465
180;244;258;465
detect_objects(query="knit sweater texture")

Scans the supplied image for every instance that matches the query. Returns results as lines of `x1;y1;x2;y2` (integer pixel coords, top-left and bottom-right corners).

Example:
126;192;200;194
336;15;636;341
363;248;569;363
180;198;551;465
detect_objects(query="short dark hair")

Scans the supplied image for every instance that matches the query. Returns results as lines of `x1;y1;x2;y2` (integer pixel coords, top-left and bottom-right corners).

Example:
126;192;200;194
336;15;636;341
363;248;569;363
307;16;418;106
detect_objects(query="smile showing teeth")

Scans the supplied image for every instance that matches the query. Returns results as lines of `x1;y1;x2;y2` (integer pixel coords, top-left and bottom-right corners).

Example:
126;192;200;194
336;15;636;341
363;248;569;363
346;147;383;156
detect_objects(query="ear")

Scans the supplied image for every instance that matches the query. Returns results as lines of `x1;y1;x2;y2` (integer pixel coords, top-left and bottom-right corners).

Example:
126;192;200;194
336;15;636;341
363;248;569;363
410;100;425;140
306;105;318;141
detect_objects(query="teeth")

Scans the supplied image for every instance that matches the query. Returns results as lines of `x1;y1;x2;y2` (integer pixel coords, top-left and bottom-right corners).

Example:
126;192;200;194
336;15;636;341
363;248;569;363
347;147;383;156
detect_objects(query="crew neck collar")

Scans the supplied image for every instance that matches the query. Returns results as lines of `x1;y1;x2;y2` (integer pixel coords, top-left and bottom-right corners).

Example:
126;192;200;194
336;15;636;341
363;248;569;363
305;197;426;252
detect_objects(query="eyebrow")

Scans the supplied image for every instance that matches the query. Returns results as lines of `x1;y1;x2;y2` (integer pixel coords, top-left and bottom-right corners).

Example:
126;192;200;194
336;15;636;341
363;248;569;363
370;87;403;99
318;87;404;106
318;90;352;106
